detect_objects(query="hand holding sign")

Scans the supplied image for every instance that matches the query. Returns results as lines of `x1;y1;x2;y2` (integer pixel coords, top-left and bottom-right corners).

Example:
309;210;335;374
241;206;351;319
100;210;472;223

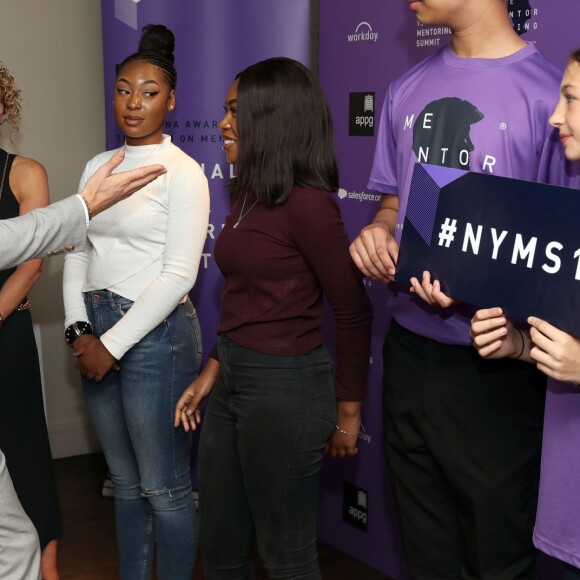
528;316;580;383
470;307;522;360
409;270;457;308
349;197;399;283
397;163;580;335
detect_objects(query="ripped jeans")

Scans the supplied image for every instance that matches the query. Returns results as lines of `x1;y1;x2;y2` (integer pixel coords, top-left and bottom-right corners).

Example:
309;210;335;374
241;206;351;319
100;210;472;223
82;290;201;580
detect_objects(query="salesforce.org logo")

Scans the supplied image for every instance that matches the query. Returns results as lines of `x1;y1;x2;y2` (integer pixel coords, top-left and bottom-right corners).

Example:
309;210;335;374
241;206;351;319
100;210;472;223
338;188;382;203
347;21;378;42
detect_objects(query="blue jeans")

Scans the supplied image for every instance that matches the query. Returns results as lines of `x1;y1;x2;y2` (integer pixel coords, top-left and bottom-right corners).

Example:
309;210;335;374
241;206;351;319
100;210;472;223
199;336;337;580
82;290;202;580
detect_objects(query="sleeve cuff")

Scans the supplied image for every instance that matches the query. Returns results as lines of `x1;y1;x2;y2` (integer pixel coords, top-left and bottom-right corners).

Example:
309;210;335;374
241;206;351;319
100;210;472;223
75;194;90;227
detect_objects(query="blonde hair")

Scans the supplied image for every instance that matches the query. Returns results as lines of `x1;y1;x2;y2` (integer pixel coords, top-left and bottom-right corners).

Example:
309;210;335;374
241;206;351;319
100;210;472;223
0;61;22;135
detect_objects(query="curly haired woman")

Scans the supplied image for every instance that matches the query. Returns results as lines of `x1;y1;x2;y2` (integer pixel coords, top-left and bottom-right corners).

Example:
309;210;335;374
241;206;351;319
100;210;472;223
0;60;62;580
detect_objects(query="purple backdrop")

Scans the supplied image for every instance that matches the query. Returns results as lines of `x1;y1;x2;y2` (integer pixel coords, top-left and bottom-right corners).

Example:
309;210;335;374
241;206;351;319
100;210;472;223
100;1;580;577
317;0;580;577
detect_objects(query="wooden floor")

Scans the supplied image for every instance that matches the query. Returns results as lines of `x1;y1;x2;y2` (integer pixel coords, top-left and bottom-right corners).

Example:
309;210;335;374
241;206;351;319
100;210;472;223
54;452;391;579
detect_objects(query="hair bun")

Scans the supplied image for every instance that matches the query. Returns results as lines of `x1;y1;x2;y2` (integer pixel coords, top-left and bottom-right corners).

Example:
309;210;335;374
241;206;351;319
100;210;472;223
138;24;175;64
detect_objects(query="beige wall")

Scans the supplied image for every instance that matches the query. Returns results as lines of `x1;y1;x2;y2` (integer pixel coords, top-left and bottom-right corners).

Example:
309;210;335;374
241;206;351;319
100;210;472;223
0;2;106;457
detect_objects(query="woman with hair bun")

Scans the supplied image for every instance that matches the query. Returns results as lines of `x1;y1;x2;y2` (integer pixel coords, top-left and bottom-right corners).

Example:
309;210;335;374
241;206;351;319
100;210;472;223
63;24;209;579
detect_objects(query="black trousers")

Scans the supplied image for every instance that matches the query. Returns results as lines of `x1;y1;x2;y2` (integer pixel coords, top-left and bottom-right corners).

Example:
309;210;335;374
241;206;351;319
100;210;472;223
383;319;546;580
198;336;337;579
563;562;580;579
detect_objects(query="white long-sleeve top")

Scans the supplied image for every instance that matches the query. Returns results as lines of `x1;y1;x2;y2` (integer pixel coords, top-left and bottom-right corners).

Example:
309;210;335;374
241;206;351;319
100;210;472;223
63;135;210;360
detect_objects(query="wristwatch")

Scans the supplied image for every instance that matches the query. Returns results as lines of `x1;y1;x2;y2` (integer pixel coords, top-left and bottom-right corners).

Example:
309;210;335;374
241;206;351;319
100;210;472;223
64;321;94;348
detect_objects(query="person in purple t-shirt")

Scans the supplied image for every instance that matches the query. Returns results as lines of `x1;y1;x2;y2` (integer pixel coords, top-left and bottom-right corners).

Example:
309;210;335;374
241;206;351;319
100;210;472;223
350;0;579;578
472;49;580;580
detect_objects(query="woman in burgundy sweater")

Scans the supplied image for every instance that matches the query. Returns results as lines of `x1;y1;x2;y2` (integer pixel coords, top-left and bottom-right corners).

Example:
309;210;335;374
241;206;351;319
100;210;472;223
174;57;372;579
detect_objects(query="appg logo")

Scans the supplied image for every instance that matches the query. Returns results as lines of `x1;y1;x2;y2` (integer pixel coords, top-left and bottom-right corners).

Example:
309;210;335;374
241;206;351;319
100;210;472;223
343;482;368;532
349;92;375;137
347;22;378;43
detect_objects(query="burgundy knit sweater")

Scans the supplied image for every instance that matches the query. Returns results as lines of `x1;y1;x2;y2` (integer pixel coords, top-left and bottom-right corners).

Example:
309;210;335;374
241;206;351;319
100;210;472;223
211;185;372;401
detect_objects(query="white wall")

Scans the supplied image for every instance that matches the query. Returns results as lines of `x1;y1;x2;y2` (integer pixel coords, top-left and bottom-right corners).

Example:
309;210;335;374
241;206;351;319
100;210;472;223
0;1;106;457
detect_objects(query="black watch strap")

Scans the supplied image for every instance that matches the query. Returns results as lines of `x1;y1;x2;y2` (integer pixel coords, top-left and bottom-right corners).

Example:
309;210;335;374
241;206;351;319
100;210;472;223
64;321;93;348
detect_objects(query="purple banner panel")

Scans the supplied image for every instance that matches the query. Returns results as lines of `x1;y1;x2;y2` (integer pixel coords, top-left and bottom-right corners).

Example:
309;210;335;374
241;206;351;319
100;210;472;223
319;0;580;578
318;2;419;577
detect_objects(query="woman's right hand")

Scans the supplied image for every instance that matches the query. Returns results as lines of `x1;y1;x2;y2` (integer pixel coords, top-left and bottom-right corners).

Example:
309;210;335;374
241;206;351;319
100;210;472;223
174;358;220;432
470;307;520;359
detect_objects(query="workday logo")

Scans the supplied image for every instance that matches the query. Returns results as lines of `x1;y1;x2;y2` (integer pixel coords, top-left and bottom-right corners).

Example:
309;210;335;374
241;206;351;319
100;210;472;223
358;422;372;445
347;22;379;43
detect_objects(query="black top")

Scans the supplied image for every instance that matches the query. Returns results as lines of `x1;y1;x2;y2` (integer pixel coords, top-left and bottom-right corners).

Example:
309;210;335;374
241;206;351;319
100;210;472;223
0;148;18;286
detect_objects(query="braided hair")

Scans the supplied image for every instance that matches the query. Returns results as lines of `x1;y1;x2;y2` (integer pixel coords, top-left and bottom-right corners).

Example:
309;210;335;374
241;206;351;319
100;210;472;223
117;24;177;89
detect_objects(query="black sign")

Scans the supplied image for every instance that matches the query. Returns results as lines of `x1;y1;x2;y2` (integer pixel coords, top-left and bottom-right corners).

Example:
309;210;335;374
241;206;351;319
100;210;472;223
397;163;580;334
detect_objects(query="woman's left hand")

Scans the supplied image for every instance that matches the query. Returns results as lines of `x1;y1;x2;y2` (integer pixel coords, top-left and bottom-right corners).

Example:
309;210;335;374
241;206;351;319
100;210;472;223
410;271;457;308
325;400;362;459
73;337;118;382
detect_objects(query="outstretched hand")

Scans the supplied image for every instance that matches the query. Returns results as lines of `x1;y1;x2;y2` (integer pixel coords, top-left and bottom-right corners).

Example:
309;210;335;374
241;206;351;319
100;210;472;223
81;150;166;216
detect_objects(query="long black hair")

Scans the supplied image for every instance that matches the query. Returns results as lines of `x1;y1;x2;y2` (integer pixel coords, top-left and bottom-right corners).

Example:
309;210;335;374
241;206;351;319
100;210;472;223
230;57;339;206
117;24;177;89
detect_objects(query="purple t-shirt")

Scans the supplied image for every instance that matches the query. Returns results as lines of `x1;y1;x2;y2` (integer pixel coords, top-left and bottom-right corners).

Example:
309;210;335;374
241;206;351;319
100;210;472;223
533;380;580;568
369;42;579;345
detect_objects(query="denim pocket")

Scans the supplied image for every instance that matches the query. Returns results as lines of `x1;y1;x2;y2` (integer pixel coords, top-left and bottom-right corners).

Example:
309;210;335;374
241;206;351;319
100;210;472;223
186;305;203;356
310;360;338;427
